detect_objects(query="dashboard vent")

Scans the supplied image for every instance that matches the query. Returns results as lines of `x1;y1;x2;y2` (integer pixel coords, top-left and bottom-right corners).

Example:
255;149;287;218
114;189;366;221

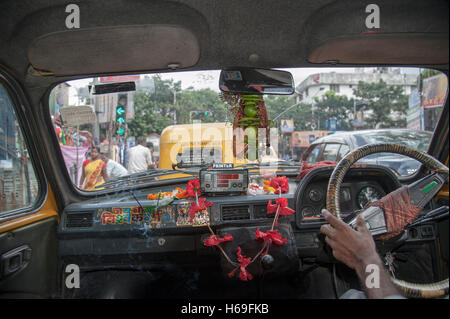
65;212;94;228
222;205;250;221
253;204;272;219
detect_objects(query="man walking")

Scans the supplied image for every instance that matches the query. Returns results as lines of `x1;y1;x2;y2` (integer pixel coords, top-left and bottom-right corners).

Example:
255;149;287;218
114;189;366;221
100;153;128;180
127;136;156;174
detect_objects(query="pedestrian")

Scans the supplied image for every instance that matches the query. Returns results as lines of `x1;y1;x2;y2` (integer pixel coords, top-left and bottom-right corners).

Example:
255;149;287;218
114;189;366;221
146;141;156;166
127;136;155;174
100;153;128;180
79;146;109;190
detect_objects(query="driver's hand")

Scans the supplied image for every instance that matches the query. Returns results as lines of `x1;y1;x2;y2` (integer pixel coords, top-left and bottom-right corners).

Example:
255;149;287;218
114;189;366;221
320;209;380;271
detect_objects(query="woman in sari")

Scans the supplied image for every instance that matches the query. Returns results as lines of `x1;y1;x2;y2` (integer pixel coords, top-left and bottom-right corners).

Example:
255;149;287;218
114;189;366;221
79;147;109;190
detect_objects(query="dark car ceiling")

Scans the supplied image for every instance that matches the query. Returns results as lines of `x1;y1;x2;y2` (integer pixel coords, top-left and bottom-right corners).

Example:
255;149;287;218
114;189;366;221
0;0;448;91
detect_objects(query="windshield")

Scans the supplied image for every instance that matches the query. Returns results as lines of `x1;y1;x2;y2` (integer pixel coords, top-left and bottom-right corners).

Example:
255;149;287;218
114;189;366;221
354;130;433;152
48;67;448;191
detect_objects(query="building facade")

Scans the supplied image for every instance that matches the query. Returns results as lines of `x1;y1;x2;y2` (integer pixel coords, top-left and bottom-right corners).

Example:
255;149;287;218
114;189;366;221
296;68;418;104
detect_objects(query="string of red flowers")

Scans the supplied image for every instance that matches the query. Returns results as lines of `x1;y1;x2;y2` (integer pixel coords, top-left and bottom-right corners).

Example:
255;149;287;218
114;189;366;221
183;179;238;267
201;176;295;281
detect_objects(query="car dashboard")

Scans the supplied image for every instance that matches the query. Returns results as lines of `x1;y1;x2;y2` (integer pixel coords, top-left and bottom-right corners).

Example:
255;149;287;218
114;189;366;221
58;165;444;298
59;166;403;258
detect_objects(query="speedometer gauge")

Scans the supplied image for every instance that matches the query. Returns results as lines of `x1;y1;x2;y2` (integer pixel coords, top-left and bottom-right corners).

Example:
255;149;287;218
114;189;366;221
357;186;383;209
308;188;323;202
301;206;321;221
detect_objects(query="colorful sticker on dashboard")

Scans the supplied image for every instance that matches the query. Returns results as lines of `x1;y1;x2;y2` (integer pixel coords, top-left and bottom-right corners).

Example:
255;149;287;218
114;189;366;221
176;201;210;227
98;206;155;225
97;202;209;228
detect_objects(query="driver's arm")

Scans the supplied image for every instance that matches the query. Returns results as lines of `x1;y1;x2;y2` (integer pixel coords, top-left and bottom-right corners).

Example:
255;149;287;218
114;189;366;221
320;209;402;299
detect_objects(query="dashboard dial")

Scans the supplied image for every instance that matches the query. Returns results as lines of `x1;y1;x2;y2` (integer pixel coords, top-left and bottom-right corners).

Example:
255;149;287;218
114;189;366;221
357;186;383;209
308;188;323;202
301;206;320;221
340;188;351;202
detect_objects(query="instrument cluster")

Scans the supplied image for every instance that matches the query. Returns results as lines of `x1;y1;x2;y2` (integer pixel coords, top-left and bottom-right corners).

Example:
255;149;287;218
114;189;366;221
298;181;385;225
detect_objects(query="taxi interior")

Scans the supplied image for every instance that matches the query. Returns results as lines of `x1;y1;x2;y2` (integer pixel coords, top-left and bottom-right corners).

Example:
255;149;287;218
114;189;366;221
0;0;448;299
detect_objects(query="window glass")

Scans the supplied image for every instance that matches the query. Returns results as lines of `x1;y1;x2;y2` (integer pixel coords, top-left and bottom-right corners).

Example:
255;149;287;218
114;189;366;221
336;144;350;161
48;68;447;190
0;84;39;215
322;144;341;162
305;144;322;164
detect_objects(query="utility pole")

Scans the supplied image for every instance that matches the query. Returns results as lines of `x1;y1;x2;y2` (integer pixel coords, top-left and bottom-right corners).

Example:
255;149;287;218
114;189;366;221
173;89;177;125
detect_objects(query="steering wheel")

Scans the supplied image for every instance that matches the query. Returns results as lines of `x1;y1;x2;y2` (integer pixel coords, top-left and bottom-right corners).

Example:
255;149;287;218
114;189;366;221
326;143;449;298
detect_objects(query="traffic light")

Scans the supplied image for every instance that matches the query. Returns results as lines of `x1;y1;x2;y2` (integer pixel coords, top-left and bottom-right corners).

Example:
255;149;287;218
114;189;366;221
190;110;213;122
116;93;127;135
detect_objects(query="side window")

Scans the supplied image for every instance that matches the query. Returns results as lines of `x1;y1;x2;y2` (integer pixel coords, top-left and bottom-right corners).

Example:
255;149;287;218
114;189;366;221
0;83;39;215
322;143;341;162
305;144;322;164
336;144;350;161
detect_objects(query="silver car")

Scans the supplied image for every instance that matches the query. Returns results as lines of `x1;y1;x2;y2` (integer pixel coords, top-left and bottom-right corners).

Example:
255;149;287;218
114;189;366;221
302;129;433;177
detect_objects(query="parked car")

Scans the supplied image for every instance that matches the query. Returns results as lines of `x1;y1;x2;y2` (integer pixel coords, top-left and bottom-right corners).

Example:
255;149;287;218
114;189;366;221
302;129;433;176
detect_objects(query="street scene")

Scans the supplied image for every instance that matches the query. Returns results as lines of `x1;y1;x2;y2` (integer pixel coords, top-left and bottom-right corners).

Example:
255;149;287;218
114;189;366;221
41;67;446;191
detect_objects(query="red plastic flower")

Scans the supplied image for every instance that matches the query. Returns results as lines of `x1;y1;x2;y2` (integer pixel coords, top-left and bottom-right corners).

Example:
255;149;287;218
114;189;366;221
189;197;213;221
186;179;201;198
204;234;234;247
267;197;295;226
270;176;289;194
228;247;253;281
254;228;287;246
267;197;295;216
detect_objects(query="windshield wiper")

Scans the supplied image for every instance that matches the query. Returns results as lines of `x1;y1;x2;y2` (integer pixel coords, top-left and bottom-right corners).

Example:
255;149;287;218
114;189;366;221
96;168;198;189
239;160;302;169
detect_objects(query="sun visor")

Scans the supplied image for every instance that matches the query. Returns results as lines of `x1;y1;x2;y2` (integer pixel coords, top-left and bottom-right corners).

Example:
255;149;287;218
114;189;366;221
302;0;448;65
308;33;449;65
28;25;200;76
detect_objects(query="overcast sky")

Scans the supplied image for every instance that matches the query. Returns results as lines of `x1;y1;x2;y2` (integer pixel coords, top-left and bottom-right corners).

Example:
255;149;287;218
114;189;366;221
158;67;358;92
67;67;421;104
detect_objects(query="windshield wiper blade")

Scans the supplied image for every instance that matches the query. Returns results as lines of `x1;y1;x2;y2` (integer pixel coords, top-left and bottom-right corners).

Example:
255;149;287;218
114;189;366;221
96;168;197;189
239;160;302;168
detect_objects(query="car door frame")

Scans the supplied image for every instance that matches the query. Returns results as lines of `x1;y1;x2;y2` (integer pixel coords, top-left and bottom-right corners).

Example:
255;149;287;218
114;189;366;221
0;66;58;298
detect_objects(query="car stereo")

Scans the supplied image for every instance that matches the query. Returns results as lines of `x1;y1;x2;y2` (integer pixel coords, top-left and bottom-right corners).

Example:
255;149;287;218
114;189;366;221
200;168;248;195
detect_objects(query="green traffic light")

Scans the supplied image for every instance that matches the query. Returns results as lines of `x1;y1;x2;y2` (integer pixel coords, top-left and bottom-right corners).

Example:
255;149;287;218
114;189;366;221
116;106;126;115
116;127;125;135
116;116;125;124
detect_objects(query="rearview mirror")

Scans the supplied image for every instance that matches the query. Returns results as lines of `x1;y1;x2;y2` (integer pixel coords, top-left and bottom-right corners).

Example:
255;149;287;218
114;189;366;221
91;81;136;95
219;68;295;95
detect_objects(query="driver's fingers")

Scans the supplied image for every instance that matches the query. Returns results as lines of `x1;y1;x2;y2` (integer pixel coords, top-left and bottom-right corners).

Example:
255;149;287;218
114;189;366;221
320;224;337;239
322;209;346;230
356;213;370;234
324;235;336;249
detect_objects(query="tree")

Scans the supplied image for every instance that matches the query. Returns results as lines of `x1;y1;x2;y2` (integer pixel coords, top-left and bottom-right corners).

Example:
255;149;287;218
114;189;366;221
127;91;172;136
353;80;409;129
313;90;354;130
264;95;313;131
127;76;177;136
177;89;228;124
128;76;229;136
264;92;355;131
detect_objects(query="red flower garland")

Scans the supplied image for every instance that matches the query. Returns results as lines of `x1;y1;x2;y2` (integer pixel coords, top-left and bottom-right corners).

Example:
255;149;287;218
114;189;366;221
228;247;253;281
267;197;295;216
269;176;289;194
189;197;213;221
186;179;201;198
199;175;294;282
254;228;287;246
204;234;234;247
267;197;295;226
